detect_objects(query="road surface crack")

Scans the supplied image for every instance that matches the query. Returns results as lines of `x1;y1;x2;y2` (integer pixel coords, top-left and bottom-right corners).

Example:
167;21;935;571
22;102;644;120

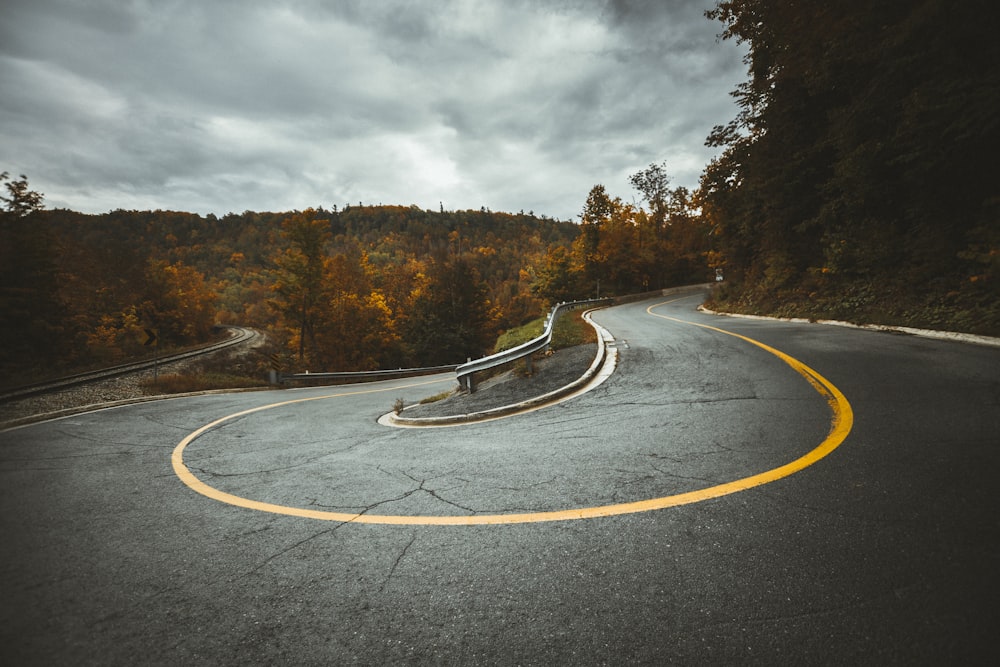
497;476;558;491
647;461;727;486
379;532;417;593
398;470;480;515
239;526;342;578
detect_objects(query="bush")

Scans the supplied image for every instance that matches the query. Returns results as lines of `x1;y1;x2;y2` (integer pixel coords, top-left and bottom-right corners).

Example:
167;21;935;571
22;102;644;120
142;371;267;394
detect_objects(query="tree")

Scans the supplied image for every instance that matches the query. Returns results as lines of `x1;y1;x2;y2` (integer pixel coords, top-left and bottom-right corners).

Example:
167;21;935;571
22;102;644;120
595;200;642;294
629;161;671;233
1;172;45;217
578;185;616;296
405;257;499;366
531;245;582;305
0;200;583;377
311;243;403;370
701;1;1000;311
142;260;217;344
0;173;61;373
270;210;332;363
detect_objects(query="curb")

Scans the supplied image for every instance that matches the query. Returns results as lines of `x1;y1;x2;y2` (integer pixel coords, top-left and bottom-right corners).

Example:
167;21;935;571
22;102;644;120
696;306;1000;348
385;308;616;427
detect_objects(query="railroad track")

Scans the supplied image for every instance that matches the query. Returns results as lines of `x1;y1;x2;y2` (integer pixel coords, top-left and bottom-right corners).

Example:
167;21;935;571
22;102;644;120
0;326;259;403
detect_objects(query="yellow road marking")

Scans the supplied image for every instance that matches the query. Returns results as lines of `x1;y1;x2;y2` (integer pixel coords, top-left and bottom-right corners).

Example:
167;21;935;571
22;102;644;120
172;304;853;525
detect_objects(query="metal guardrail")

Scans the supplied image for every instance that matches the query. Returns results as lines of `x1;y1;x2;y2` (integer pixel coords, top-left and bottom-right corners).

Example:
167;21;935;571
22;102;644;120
278;364;459;385
455;297;611;392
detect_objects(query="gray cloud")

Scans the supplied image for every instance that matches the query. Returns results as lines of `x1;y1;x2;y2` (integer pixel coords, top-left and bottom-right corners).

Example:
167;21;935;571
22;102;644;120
0;0;745;219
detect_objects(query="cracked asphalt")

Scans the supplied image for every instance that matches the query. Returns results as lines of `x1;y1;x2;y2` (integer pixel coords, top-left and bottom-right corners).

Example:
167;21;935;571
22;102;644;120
2;291;998;665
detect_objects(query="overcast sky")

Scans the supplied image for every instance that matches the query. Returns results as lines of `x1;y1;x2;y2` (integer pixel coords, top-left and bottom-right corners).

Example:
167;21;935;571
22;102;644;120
1;0;746;220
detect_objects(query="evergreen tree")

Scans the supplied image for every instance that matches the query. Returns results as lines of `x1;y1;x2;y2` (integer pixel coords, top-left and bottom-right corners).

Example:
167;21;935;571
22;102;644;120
0;173;63;373
405;257;499;366
270;210;333;363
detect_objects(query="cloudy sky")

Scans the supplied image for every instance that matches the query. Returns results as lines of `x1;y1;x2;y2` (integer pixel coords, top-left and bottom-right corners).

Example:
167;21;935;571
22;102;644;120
1;0;746;220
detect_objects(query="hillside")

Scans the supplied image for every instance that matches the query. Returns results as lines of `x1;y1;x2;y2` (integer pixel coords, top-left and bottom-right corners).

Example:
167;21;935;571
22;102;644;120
700;0;999;335
0;203;581;382
3;161;718;385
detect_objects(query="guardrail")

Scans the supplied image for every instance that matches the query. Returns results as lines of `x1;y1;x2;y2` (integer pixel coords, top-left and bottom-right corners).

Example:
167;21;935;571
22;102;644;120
455;297;611;392
277;365;459;385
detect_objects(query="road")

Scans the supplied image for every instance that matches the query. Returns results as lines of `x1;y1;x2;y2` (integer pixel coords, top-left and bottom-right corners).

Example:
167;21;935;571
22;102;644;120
0;326;263;429
2;293;997;665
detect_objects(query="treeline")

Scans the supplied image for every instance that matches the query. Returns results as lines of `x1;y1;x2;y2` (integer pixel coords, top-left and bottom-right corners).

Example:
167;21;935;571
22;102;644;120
700;0;999;332
0;196;575;379
1;168;714;383
532;168;712;303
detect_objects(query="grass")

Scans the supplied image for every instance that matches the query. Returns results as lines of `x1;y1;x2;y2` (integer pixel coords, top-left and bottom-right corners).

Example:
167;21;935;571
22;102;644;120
494;319;545;353
484;308;599;381
139;349;272;395
494;308;596;354
551;309;598;348
419;390;454;404
141;371;268;394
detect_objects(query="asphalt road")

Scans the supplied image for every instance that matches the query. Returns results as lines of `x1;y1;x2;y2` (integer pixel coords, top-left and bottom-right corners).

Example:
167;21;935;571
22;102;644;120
2;292;998;665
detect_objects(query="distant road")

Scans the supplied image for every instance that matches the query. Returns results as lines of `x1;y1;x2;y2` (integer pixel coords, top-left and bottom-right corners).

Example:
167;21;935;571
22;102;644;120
2;293;996;665
0;325;259;402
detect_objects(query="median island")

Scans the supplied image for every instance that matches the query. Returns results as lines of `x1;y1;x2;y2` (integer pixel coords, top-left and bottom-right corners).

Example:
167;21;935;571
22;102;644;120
398;343;599;419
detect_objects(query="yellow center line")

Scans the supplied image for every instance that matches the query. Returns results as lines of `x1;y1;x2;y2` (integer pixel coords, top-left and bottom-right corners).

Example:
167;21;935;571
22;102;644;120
172;304;853;525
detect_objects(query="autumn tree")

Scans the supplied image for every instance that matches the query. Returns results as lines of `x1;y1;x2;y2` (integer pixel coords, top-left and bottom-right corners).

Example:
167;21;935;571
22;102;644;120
81;260;216;361
311;242;403;371
657;185;711;287
595;199;643;294
85;305;146;362
141;260;217;344
532;172;714;305
531;245;582;305
4;202;579;377
577;185;615;296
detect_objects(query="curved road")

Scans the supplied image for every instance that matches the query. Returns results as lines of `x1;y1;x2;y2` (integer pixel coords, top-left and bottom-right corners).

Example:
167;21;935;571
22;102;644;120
0;325;260;403
2;293;997;665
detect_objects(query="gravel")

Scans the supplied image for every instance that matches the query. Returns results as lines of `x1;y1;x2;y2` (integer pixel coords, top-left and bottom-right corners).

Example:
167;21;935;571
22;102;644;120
0;356;220;429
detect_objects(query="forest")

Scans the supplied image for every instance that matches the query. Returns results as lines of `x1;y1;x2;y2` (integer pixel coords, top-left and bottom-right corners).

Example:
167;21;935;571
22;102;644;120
3;0;997;386
0;170;708;385
700;0;998;331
